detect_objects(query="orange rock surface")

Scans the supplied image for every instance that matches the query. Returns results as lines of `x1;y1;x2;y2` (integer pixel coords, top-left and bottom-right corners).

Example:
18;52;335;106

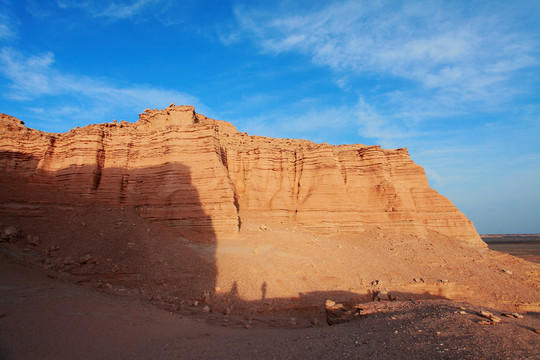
0;105;481;244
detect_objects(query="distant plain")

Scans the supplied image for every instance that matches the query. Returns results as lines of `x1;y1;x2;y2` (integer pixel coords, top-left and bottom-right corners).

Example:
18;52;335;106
482;234;540;263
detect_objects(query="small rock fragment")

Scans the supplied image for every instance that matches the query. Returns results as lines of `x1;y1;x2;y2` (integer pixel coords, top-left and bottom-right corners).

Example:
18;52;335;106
478;310;493;319
202;306;210;313
502;269;512;275
1;226;22;242
477;320;493;325
26;235;40;246
78;254;93;265
373;290;397;301
326;300;353;325
203;292;210;304
325;300;336;308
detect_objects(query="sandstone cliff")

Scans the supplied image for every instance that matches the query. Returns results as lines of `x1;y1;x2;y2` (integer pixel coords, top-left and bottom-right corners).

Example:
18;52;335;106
0;105;481;244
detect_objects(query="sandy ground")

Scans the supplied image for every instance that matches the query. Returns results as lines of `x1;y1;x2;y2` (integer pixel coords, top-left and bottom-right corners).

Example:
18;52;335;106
1;253;539;360
1;177;540;359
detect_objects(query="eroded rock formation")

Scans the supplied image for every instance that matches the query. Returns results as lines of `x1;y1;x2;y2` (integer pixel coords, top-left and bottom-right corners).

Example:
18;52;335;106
0;105;481;244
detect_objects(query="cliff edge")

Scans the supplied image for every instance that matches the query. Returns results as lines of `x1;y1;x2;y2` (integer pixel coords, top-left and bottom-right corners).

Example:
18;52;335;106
0;105;481;244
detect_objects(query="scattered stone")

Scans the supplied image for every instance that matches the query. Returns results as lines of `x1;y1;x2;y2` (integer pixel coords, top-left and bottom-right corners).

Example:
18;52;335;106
503;312;524;319
478;310;493;319
224;308;231;315
259;224;267;231
373;290;397;301
354;303;382;317
311;318;320;326
478;310;501;323
438;279;449;283
1;226;22;242
477;320;493;325
193;300;199;307
78;254;93;265
289;317;297;325
459;311;467;315
371;280;380;286
202;306;210;313
535;329;540;334
244;323;252;329
326;300;353;325
26;235;40;246
203;291;211;304
413;278;425;283
502;269;513;275
337;244;343;248
325;300;336;308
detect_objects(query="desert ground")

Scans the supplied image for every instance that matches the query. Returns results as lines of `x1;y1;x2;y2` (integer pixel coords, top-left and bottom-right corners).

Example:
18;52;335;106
1;250;539;360
1;185;539;359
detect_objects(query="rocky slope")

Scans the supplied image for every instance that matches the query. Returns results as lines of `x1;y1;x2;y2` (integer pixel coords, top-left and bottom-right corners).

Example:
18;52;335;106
1;106;539;319
0;105;480;244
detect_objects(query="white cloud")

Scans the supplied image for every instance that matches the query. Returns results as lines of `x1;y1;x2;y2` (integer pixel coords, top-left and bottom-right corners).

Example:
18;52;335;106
56;0;160;20
0;4;18;41
355;96;429;148
232;1;538;111
0;48;56;99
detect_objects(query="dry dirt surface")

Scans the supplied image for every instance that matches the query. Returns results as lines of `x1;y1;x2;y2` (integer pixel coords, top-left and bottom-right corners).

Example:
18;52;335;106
1;254;539;360
0;175;540;359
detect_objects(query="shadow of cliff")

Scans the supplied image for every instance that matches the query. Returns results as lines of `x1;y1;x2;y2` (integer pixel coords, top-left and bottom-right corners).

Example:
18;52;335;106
1;150;453;326
0;151;220;301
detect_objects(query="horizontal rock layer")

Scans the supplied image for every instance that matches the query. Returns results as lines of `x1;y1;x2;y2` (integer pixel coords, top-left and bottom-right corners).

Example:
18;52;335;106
0;106;481;244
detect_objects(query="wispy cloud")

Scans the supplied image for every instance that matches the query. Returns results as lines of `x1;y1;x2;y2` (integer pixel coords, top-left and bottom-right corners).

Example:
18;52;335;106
56;0;160;20
229;102;358;144
0;2;18;41
0;47;206;130
232;1;539;115
356;96;424;147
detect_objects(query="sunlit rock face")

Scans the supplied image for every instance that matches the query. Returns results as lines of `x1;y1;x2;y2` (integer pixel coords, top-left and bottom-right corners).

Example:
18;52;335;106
0;105;481;244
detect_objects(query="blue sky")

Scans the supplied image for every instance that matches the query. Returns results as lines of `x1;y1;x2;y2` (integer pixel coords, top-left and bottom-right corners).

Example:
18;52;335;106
1;0;539;234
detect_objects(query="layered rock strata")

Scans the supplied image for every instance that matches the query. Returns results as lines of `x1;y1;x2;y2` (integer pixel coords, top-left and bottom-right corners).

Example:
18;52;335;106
0;106;481;244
